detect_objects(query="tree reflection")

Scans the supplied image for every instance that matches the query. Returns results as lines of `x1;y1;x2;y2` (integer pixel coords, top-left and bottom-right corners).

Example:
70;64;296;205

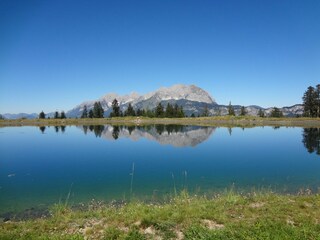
127;126;135;135
155;124;165;135
93;125;104;137
165;125;183;135
112;126;120;139
83;125;88;135
39;126;46;134
302;128;320;155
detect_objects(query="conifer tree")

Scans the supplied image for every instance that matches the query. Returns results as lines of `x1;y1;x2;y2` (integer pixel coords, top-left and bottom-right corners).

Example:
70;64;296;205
60;111;66;119
270;107;283;118
302;86;317;117
98;102;104;118
155;103;164;117
110;99;120;117
125;103;135;116
240;106;246;116
54;111;60;119
88;109;94;118
93;102;99;118
202;105;209;117
136;108;142;116
81;105;88;118
228;102;235;116
316;84;320;117
166;103;174;118
258;109;265;118
93;102;104;118
39;111;46;119
177;105;184;118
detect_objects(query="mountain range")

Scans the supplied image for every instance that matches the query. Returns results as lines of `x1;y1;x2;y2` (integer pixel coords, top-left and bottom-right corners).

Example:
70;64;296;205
1;84;303;119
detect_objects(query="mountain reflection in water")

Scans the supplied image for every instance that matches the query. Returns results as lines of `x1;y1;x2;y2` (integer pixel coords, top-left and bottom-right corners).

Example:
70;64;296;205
79;125;215;147
38;125;320;154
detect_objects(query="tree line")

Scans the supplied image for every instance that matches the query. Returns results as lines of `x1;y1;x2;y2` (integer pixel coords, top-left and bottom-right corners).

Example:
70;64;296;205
80;99;185;118
302;84;320;117
39;84;320;120
39;111;66;119
38;100;285;119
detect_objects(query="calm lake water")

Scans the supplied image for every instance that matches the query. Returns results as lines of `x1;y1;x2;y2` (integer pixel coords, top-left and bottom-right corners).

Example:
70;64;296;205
0;125;319;214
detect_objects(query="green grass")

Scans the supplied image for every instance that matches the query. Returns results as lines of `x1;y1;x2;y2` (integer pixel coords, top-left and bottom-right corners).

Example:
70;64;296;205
1;191;320;239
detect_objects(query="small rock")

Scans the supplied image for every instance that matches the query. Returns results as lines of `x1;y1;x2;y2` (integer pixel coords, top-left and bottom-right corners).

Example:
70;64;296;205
249;202;265;208
202;219;224;230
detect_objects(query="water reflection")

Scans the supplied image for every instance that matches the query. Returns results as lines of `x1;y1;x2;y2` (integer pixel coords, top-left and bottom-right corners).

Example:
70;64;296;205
79;125;215;147
302;128;320;155
39;125;320;153
112;126;119;139
39;126;46;134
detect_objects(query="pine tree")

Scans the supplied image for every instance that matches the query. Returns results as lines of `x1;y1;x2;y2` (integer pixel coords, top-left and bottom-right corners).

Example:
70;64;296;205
155;103;164;117
81;105;88;118
302;86;317;117
39;111;46;119
54;111;60;119
240;106;246;116
178;106;184;118
98;102;104;118
110;99;120;117
202;105;209;117
60;111;66;119
91;102;104;118
258;109;265;118
316;84;320;117
136;108;142;116
228;102;235;116
125;103;135;116
145;108;154;118
166;103;174;118
88;109;94;118
93;102;99;118
270;107;283;118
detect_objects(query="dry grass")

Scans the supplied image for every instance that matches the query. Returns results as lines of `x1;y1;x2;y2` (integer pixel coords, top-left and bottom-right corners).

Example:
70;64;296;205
1;116;320;128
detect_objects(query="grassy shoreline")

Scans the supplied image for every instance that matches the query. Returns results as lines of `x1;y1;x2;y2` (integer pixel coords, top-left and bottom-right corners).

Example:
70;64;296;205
1;190;319;239
1;116;320;128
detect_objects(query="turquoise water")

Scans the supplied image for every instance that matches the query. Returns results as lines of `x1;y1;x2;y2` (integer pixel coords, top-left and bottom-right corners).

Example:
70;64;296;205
0;125;319;213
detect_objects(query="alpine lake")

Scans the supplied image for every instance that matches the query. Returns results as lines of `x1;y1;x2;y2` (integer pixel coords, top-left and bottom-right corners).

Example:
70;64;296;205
0;124;320;217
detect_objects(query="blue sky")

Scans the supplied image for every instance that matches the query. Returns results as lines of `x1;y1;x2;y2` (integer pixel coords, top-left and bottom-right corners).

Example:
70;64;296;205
0;0;319;113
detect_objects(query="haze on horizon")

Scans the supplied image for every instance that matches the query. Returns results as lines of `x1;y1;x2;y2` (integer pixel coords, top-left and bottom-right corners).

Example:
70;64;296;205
0;0;319;114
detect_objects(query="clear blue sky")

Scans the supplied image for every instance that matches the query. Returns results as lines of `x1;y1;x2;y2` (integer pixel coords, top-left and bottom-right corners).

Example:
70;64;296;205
0;0;319;113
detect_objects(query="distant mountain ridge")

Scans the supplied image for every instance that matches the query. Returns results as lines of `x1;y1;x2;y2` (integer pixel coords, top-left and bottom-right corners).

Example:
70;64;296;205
68;84;303;118
2;113;38;120
67;84;216;117
1;84;303;118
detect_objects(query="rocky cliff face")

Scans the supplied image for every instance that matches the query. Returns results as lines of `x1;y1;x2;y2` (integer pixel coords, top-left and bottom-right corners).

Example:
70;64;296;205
67;84;216;117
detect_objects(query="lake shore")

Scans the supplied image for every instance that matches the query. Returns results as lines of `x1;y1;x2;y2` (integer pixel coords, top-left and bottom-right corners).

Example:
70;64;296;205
1;191;319;239
1;116;320;128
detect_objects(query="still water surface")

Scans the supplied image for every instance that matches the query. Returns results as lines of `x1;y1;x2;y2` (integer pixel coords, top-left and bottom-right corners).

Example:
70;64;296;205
0;125;319;213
